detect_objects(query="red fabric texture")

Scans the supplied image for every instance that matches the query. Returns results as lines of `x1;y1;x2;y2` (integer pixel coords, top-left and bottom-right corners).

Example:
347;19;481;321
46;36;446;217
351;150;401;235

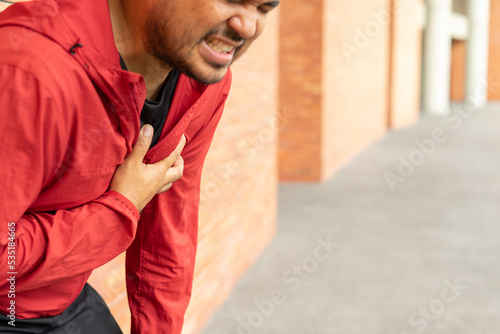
0;1;231;332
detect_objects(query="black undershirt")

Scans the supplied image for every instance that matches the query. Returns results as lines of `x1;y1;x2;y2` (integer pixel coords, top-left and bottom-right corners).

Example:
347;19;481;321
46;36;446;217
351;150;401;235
119;55;179;147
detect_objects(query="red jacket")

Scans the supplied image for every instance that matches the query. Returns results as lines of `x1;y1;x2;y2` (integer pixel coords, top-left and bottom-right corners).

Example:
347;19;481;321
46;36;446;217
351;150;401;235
0;0;231;332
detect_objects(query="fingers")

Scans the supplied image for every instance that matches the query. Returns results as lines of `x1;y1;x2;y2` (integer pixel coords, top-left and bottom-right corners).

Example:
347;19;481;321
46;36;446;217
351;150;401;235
109;130;187;211
168;156;184;181
128;125;154;162
158;183;173;193
156;157;184;194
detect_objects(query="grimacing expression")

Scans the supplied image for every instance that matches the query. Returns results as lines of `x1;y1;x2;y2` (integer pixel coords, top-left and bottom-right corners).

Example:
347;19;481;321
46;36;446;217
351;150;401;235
144;0;280;84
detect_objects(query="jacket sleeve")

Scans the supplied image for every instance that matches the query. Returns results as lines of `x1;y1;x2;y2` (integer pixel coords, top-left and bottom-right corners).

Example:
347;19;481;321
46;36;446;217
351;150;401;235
0;66;140;293
126;73;231;334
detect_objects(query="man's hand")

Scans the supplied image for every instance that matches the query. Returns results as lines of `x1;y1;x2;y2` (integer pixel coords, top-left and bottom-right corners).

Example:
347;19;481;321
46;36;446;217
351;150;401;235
109;125;186;212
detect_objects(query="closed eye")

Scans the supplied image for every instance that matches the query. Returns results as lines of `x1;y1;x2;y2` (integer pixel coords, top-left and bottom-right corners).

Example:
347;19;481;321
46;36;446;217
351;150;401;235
258;0;280;13
226;0;280;13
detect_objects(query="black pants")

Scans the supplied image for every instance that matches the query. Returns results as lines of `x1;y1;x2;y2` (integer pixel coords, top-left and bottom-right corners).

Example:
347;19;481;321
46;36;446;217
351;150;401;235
0;284;122;333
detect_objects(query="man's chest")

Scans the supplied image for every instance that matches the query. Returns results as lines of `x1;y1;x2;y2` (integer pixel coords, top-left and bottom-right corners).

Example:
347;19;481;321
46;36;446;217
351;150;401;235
28;77;214;212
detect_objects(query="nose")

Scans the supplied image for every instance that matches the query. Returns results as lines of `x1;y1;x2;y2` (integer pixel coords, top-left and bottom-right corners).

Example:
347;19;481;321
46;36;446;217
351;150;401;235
227;8;258;39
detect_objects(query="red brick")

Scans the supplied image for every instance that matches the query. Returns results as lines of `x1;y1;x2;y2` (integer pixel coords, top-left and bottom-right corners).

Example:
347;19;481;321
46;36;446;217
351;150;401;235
388;0;422;128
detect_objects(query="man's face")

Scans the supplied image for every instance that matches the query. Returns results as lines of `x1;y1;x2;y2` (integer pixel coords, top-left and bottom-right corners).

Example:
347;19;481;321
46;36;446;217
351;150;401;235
144;0;280;84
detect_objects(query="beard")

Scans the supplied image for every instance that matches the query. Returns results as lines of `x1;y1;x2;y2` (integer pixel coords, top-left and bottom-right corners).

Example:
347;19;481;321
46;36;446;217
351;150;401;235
144;3;246;85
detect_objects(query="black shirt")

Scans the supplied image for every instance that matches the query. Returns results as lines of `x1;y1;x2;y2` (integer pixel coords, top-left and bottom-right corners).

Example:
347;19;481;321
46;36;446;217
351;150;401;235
119;55;179;147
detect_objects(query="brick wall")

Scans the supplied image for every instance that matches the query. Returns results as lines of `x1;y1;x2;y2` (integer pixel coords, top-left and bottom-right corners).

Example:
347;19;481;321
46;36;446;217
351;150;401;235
449;0;467;102
278;0;323;181
489;0;500;99
321;0;390;181
388;0;423;128
450;39;466;101
279;0;413;182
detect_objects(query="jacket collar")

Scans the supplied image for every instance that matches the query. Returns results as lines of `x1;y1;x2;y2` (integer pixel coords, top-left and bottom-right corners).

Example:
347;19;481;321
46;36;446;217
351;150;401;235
0;0;146;150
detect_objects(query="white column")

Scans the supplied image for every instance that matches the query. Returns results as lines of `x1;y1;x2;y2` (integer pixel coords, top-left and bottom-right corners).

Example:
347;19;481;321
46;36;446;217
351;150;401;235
466;0;490;109
422;0;453;115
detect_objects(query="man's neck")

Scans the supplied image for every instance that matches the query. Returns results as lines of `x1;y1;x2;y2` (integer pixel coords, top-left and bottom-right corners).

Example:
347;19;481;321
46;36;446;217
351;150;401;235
107;0;172;100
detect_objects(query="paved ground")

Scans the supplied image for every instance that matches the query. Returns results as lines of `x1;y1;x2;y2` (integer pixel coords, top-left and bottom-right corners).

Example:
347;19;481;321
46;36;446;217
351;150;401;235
200;104;500;334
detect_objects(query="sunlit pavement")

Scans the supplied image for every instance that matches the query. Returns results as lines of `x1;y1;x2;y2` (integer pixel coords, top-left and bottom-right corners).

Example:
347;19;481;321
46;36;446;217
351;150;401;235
201;103;500;334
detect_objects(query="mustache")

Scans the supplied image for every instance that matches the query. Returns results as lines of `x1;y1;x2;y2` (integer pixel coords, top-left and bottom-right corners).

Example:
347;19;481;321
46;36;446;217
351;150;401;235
204;28;245;44
223;29;244;43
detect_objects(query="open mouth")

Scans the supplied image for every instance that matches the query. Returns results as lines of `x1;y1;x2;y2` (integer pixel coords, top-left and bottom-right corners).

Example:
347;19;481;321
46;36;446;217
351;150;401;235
199;36;238;67
205;37;235;54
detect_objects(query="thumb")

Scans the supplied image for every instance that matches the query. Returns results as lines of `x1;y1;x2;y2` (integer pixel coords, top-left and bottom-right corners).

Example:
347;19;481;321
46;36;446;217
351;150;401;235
128;125;153;161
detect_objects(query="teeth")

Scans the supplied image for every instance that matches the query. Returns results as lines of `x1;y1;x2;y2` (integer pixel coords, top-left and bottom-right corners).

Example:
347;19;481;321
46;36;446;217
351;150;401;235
206;38;234;53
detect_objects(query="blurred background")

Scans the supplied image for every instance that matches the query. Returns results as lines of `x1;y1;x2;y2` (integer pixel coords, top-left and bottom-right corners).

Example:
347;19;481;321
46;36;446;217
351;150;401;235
2;0;500;333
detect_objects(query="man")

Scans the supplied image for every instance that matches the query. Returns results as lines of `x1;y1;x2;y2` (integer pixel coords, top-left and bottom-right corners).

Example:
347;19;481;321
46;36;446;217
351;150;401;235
0;0;279;332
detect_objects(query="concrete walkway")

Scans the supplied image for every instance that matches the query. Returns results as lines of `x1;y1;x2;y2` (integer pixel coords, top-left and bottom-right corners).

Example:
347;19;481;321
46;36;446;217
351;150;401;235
201;104;500;334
